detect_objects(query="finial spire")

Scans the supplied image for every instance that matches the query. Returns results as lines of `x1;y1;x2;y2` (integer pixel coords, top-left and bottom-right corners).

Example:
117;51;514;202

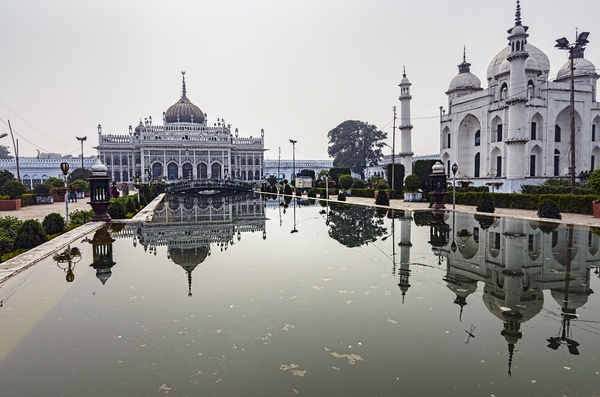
515;0;522;26
402;65;406;78
457;46;471;74
181;70;187;97
463;46;466;63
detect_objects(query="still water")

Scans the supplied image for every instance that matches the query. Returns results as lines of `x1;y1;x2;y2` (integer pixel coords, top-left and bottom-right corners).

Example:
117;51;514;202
0;194;599;396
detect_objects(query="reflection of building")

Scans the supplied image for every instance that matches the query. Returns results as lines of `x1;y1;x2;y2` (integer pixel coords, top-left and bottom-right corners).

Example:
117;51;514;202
437;213;596;375
96;72;265;183
120;194;267;296
439;2;599;192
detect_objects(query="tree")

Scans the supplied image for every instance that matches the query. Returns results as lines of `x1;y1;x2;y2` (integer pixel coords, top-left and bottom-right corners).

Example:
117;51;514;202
413;159;439;193
0;146;12;159
327;205;387;248
327;120;386;180
0;170;16;186
68;167;92;182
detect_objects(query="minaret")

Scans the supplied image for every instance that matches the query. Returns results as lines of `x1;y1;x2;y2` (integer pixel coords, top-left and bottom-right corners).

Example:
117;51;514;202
398;67;414;176
505;0;530;178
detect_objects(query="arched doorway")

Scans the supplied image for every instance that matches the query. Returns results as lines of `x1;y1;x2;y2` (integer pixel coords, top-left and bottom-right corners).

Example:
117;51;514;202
167;162;178;180
197;163;208;179
152;163;163;178
211;162;222;179
182;163;193;179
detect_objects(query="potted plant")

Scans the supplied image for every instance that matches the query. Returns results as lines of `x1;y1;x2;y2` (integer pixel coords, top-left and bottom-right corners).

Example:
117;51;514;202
33;183;54;204
403;174;423;202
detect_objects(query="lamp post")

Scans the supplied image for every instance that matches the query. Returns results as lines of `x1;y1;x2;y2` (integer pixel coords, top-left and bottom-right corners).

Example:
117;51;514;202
7;120;20;182
325;171;329;200
76;136;87;170
451;163;458;211
289;140;297;193
60;162;70;225
555;31;590;195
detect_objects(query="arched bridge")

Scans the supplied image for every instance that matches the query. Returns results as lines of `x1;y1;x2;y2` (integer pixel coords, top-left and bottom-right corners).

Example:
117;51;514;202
166;179;255;195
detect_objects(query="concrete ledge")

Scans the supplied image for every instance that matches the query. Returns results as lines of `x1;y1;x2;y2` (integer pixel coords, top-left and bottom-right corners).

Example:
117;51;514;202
0;221;106;283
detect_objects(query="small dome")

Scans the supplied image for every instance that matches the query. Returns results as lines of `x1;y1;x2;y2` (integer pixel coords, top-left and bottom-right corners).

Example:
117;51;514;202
169;246;209;267
134;120;144;133
448;72;481;92
556;57;598;82
432;161;445;174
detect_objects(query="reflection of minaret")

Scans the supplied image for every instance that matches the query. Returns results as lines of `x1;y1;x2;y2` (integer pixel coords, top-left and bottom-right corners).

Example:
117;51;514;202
89;225;116;285
397;212;413;303
398;67;413;177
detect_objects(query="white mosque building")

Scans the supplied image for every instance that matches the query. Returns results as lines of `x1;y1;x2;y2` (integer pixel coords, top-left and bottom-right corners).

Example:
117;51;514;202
440;1;599;192
95;72;266;183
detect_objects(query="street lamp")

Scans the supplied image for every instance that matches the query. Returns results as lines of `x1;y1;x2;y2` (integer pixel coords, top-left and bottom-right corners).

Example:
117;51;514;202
451;163;458;210
556;31;590;195
289;140;297;192
76;136;87;170
60;162;70;225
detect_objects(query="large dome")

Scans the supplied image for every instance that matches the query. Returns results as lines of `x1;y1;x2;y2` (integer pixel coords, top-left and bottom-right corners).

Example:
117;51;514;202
165;72;205;124
487;44;550;81
448;72;482;92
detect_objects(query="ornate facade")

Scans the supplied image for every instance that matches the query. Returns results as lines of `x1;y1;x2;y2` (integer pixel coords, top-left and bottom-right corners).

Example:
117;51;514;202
440;1;599;192
96;72;266;183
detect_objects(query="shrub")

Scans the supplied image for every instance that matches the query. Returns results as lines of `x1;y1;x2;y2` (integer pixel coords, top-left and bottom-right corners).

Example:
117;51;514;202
71;179;90;193
284;184;293;195
352;179;365;189
404;174;421;192
0;170;16;186
338;192;346;201
21;194;36;207
476;192;495;213
0;195;10;200
0;180;28;199
45;177;65;187
296;189;302;197
307;189;317;198
587;169;600;194
537;199;561;219
107;199;127;219
0;216;23;255
125;196;136;213
13;219;47;249
139;192;148;206
42;212;65;235
33;183;52;196
70;209;94;225
338;174;353;189
375;190;390;206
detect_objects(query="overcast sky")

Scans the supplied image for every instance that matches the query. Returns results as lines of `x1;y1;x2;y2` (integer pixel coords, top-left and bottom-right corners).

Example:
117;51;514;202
1;0;598;161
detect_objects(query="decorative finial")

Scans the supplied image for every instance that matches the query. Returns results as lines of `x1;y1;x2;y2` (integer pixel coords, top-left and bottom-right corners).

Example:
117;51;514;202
463;46;466;63
515;0;522;26
181;70;187;97
508;343;514;377
402;65;406;78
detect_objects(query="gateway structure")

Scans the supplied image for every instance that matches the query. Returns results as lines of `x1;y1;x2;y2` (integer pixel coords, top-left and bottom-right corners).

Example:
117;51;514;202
96;72;265;183
440;1;599;192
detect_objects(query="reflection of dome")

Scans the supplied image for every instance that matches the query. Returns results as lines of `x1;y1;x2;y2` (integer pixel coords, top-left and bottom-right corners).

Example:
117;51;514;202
96;268;112;285
550;288;592;312
556;56;598;82
165;72;205;124
487;44;550;81
169;247;209;267
482;287;543;323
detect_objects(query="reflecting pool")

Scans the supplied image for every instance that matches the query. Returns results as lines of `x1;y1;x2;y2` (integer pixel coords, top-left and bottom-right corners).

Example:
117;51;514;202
1;194;599;396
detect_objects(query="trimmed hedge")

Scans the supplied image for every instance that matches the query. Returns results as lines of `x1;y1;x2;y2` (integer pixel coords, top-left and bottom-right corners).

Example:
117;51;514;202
21;194;36;207
446;192;597;215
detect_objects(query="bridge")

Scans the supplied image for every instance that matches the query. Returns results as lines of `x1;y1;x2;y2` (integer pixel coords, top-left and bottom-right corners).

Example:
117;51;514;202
166;179;255;195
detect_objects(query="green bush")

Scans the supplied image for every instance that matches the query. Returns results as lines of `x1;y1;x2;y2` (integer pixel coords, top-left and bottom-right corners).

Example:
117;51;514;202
338;192;347;201
42;212;65;235
338;174;353;189
13;219;47;249
587;169;600;194
21;194;36;207
307;189;317;198
33;183;52;196
476;192;495;213
0;180;28;199
352;179;365;188
70;209;94;225
295;189;302;197
139;192;148;207
107;199;127;219
404;174;421;192
284;184;293;195
71;179;90;193
537;199;561;219
45;177;65;187
0;216;23;256
375;190;390;206
125;196;136;213
0;195;10;200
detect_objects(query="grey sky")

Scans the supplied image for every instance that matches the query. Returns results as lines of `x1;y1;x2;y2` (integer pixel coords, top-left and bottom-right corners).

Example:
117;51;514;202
1;0;598;160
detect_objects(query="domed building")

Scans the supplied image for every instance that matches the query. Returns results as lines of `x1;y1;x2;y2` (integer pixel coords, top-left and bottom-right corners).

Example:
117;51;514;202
96;71;265;183
440;1;599;192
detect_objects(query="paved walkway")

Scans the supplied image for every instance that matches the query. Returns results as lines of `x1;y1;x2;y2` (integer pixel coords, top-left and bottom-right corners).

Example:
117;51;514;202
0;198;94;222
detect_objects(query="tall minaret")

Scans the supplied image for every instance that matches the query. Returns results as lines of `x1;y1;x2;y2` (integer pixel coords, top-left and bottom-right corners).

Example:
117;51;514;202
505;0;530;178
398;67;414;176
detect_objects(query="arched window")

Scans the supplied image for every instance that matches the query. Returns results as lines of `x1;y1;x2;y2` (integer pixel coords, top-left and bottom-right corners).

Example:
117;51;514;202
554;149;560;176
474;130;481;146
555;125;561;142
474;153;480;177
